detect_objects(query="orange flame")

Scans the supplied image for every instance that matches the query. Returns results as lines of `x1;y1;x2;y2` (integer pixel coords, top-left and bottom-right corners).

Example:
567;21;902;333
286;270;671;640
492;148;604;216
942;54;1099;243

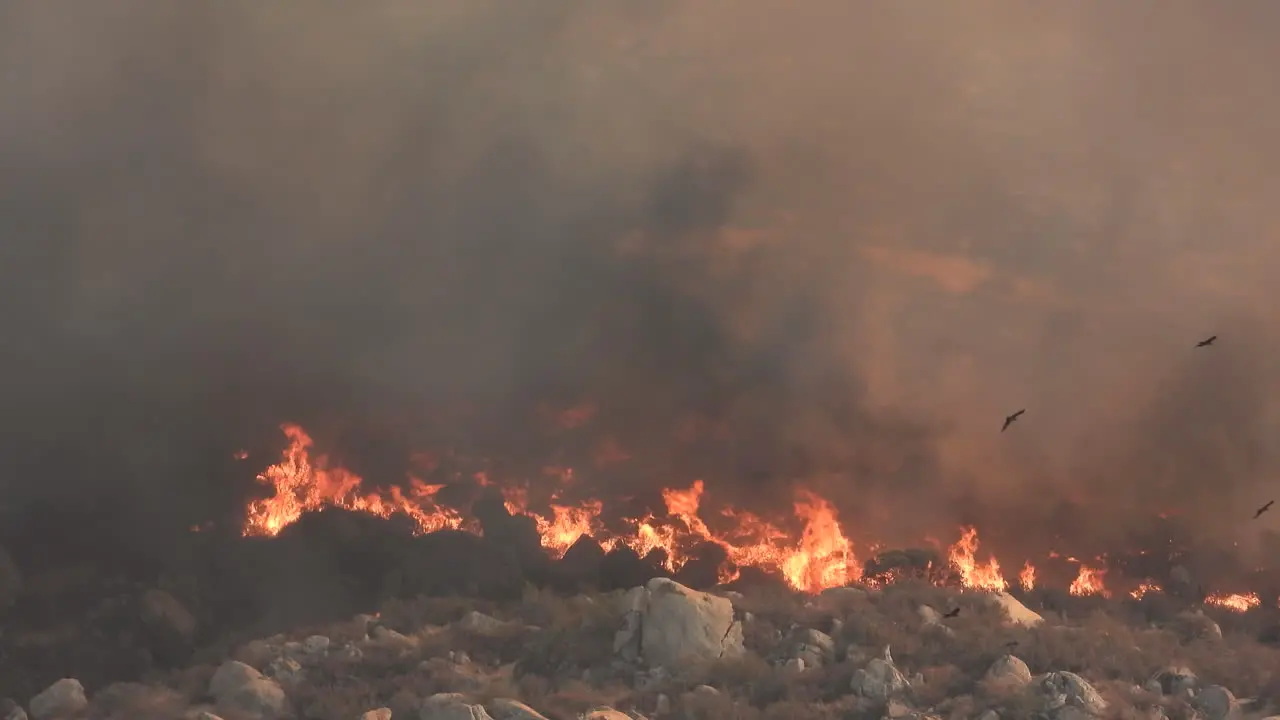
1069;562;1110;598
243;424;463;537
239;424;1270;608
1019;561;1037;590
1206;592;1261;612
947;526;1007;591
1130;581;1161;599
243;427;862;592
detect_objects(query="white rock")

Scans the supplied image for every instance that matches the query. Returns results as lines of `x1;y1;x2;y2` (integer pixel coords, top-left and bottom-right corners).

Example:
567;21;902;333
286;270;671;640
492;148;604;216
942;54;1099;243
209;660;289;719
984;655;1032;687
1031;672;1106;716
850;658;909;702
372;626;418;650
28;679;87;720
980;592;1043;627
612;578;744;669
302;635;331;654
458;611;509;636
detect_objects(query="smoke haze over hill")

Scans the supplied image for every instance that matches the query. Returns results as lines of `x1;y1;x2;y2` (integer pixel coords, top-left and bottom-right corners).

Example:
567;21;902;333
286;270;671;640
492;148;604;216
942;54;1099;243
1;1;1279;574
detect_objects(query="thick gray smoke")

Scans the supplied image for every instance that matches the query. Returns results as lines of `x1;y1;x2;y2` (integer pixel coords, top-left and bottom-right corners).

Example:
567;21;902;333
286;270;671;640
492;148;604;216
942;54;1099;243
2;1;1279;575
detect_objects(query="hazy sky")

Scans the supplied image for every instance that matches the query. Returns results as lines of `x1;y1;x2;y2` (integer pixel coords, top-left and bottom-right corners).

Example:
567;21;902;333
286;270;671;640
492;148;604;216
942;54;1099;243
2;1;1279;569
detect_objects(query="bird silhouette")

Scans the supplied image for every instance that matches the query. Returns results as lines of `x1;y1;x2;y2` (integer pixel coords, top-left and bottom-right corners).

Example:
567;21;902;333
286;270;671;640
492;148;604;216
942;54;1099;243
1253;500;1274;519
942;607;961;618
1002;409;1025;432
1196;335;1217;347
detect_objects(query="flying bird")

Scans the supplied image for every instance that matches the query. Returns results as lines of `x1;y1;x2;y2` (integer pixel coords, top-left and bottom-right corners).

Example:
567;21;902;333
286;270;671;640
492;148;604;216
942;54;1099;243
942;607;961;618
1196;335;1217;348
1253;500;1274;520
1002;409;1025;432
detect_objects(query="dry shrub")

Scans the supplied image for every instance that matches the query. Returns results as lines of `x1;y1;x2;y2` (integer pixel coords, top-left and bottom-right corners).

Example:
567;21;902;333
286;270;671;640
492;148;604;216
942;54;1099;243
528;678;633;720
914;664;967;706
680;690;758;720
759;699;847;720
376;595;495;629
514;610;621;683
677;693;851;720
87;682;188;720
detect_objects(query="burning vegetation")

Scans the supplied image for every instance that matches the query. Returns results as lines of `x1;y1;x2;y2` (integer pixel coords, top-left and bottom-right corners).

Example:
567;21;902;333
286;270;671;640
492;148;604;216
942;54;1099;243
239;423;1273;612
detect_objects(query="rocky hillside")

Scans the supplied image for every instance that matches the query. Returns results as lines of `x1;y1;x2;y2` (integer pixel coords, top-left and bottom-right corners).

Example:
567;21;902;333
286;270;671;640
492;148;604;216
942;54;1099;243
6;577;1280;720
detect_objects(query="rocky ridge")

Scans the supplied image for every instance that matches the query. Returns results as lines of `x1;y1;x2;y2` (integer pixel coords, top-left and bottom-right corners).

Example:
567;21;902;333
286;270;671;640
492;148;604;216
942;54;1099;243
3;578;1280;720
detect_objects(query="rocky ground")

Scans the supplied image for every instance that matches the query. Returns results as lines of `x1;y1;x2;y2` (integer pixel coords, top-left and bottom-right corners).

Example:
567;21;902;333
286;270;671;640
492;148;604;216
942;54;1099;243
5;575;1280;720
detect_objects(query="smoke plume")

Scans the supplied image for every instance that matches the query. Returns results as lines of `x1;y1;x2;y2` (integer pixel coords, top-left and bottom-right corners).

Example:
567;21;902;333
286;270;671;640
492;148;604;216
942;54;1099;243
2;1;1279;574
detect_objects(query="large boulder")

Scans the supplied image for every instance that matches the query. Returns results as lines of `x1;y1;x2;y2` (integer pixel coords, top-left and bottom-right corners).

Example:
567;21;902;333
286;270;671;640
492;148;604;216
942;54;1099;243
1192;685;1240;720
139;588;198;664
850;658;910;702
984;655;1032;687
613;578;744;669
28;679;87;720
979;592;1043;628
1030;671;1106;717
208;661;289;719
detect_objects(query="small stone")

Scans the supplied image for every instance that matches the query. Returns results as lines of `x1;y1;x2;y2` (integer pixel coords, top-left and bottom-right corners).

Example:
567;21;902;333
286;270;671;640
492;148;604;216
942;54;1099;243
302;635;331;654
265;656;304;684
361;710;393;720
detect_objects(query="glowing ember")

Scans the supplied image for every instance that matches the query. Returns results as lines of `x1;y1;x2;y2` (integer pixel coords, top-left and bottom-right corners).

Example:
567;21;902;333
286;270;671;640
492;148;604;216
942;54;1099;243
947;526;1007;591
1069;563;1110;598
1130;581;1161;599
1206;592;1261;612
1019;561;1037;590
